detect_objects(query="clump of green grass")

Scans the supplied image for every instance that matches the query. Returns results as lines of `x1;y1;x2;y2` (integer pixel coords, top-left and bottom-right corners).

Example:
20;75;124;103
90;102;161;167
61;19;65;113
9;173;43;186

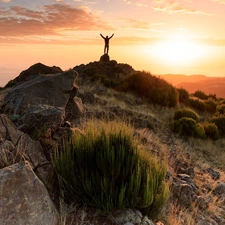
203;123;220;140
172;108;206;138
216;104;225;115
173;117;198;137
205;100;217;114
174;108;199;121
188;98;206;112
211;115;225;136
52;120;169;218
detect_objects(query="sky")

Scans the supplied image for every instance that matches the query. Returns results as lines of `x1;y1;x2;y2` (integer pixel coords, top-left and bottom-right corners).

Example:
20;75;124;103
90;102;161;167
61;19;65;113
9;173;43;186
0;0;225;86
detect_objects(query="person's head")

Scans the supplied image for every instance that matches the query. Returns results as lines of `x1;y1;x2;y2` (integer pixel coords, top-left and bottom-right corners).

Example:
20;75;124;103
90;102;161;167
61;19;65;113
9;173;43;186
106;36;108;38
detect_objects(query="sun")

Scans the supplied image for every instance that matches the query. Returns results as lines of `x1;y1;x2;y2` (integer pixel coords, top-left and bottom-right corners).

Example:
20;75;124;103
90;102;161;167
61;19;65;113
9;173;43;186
151;38;205;65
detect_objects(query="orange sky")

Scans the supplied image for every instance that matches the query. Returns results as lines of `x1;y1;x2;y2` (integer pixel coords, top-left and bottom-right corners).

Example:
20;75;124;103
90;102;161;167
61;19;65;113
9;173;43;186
0;0;225;86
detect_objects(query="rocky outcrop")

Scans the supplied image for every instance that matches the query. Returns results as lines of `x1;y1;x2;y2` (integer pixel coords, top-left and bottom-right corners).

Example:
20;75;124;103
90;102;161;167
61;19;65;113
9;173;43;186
100;53;110;62
1;69;83;139
0;114;53;189
73;60;134;81
11;62;63;84
0;161;59;225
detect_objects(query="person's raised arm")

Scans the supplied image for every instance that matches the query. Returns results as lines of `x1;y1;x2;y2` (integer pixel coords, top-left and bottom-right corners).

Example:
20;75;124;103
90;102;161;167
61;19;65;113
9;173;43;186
109;34;114;39
100;34;105;39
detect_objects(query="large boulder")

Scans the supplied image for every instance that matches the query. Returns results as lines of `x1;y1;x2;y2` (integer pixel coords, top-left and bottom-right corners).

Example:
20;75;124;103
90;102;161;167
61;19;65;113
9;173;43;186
0;161;59;225
1;69;83;139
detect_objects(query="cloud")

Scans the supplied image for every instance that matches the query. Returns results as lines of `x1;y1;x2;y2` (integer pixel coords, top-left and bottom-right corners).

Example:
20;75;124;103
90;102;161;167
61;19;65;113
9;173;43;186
153;0;213;15
0;3;112;37
0;0;11;2
136;3;148;7
211;0;225;4
118;18;150;29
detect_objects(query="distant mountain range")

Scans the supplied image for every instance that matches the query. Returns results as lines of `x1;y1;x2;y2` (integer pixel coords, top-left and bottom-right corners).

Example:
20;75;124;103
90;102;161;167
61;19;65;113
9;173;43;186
159;74;225;98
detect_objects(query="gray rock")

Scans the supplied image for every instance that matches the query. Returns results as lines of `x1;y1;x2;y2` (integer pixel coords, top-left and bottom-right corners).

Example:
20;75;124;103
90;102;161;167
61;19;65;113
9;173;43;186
173;183;196;205
78;91;95;104
0;114;53;190
0;161;59;225
207;167;220;180
212;182;225;196
177;167;195;179
195;196;209;210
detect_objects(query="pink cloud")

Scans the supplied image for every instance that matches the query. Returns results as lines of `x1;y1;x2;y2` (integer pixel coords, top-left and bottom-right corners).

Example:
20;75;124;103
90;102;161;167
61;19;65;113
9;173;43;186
211;0;225;4
0;3;112;37
118;18;150;29
153;0;213;15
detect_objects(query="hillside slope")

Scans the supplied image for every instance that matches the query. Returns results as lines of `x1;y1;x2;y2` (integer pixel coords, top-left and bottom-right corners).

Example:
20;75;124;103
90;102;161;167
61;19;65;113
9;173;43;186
1;61;225;225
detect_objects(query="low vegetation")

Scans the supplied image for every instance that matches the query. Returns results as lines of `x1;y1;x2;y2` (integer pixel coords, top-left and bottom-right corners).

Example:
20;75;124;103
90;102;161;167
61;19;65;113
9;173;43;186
116;71;178;107
52;120;169;218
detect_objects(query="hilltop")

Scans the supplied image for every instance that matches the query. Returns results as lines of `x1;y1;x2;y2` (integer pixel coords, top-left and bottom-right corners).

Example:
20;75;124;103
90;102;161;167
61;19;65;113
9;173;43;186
0;59;225;225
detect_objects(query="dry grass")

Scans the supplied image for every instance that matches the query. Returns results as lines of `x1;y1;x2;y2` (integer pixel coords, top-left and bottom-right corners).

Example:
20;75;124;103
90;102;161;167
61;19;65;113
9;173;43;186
0;142;24;169
165;201;196;225
185;137;225;171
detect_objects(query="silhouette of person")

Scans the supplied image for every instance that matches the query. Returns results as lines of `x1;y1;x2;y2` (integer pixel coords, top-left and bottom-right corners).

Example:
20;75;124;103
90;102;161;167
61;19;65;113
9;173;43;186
100;33;114;54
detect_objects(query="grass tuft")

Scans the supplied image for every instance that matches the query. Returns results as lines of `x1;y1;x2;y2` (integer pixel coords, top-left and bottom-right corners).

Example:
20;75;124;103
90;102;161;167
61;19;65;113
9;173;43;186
52;120;169;218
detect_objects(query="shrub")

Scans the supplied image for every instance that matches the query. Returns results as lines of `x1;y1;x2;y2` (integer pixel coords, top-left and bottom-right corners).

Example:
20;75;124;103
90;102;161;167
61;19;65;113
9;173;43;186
193;90;208;100
173;117;197;136
188;98;206;112
211;115;225;136
205;100;217;114
203;123;220;140
194;124;206;139
174;108;199;121
177;88;189;104
216;104;225;115
52;121;169;217
117;71;178;107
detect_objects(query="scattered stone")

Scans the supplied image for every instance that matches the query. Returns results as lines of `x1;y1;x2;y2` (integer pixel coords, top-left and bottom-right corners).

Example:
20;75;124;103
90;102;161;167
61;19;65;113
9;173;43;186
95;97;108;106
78;91;95;104
111;209;155;225
207;167;220;180
136;97;143;104
177;173;193;183
195;196;209;210
212;182;225;197
173;183;196;206
177;167;195;179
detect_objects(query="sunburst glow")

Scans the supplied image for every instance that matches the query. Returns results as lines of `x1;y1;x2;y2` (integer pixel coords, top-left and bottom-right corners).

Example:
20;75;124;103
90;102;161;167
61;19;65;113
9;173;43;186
152;38;205;65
